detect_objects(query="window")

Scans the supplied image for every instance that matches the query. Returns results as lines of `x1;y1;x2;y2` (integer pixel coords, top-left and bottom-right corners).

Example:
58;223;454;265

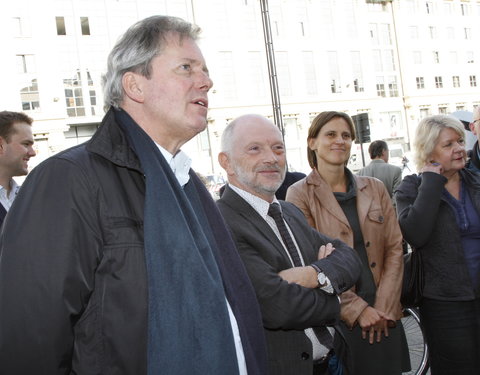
435;76;443;88
456;105;465;111
384;50;395;71
433;51;440;63
416;76;425;89
328;51;341;93
351;51;364;92
452;76;460;88
20;79;40;111
388;76;398;97
12;16;29;37
409;26;418;39
470;75;477;87
218;51;237;100
373;49;383;72
420;107;430;119
302;51;318;95
438;106;448;114
464;28;471;40
450;51;458;64
446;27;455;39
64;124;99;145
376;76;385;97
80;17;90;35
16;54;36;74
369;23;379;44
86;70;96;115
444;3;452;14
56;16;66;35
248;52;266;99
426;1;433;14
413;51;422;64
406;0;416;15
429;26;437;39
379;23;391;44
276;52;292;96
461;3;469;16
467;51;474;63
64;70;85;117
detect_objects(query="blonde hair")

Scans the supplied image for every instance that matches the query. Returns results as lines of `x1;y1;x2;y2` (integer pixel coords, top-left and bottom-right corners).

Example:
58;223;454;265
413;115;465;171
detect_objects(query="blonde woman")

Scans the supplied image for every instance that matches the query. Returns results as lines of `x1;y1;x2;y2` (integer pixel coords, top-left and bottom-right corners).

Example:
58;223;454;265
395;115;480;374
286;111;409;374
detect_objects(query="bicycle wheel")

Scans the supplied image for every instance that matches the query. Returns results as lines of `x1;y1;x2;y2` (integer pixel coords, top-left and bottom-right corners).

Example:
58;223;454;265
402;307;429;375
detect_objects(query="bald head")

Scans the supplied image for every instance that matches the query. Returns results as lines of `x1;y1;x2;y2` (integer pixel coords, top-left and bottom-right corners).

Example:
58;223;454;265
218;114;286;202
470;106;480;142
221;114;280;154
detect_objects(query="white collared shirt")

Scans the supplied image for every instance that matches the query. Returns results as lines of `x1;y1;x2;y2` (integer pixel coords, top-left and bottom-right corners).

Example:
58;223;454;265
155;144;247;375
0;179;20;211
229;184;332;360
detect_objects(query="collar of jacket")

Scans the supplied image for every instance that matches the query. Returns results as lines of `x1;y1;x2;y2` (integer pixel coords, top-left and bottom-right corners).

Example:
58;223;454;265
306;167;368;192
86;107;143;173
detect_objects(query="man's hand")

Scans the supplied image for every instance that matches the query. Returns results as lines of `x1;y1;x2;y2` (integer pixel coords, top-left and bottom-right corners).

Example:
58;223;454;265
317;243;335;259
278;266;318;289
357;306;393;344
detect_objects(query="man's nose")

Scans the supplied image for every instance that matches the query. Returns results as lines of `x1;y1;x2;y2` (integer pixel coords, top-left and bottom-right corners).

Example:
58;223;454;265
199;71;213;91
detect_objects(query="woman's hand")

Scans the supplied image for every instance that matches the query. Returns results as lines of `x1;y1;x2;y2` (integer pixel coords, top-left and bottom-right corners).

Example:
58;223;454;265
317;243;335;259
421;161;443;175
357;306;391;344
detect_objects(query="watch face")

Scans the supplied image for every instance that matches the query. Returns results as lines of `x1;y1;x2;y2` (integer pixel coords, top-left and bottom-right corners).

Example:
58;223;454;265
318;272;327;285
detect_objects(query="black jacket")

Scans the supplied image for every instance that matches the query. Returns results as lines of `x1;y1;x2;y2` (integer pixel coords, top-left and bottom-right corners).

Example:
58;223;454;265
466;141;480;172
395;169;480;300
0;109;267;374
218;185;362;375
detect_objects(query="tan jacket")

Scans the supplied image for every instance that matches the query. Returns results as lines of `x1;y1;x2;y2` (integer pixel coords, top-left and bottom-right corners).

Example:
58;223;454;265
286;169;404;327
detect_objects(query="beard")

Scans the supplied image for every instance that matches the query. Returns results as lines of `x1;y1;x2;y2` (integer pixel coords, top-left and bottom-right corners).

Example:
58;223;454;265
233;163;286;197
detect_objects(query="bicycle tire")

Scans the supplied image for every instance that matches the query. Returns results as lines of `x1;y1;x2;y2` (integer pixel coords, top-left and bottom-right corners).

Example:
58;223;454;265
402;307;430;375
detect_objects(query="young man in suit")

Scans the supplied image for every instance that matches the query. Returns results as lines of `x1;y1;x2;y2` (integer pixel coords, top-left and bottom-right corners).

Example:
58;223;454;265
217;114;362;375
0;111;36;226
356;140;402;200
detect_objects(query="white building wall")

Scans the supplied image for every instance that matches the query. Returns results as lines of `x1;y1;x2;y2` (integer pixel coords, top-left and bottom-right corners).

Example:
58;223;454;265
1;0;479;177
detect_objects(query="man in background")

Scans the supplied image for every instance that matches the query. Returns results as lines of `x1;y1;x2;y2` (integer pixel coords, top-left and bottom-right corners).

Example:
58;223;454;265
0;111;36;226
357;140;402;199
217;114;362;375
467;106;480;172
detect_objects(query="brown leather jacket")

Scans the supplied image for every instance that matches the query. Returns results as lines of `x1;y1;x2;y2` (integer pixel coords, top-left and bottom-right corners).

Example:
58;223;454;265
286;169;404;327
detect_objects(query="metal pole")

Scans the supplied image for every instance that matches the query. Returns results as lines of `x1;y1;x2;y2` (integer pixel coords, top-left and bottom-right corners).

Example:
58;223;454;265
389;0;411;151
259;0;284;139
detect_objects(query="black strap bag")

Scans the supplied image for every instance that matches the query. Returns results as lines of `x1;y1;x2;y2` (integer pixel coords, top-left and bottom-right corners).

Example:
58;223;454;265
401;249;424;308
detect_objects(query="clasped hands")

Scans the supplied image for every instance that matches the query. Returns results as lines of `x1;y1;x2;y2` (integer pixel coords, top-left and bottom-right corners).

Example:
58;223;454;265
357;306;395;344
277;243;334;289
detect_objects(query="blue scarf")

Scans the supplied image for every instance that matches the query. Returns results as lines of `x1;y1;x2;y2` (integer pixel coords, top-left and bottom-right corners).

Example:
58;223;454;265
116;109;239;375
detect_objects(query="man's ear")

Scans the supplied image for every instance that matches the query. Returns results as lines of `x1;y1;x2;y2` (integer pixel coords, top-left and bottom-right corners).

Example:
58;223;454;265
469;122;477;135
218;152;234;176
0;137;6;155
122;72;144;103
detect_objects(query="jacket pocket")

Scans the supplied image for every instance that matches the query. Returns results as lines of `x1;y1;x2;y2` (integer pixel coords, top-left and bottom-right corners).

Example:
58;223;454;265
104;216;144;245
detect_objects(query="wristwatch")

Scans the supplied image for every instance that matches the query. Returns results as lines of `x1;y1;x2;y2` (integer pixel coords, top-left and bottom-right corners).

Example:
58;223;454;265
311;264;334;294
311;264;327;286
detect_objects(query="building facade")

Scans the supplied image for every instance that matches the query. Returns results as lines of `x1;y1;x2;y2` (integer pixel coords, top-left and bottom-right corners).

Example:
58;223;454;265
1;0;479;177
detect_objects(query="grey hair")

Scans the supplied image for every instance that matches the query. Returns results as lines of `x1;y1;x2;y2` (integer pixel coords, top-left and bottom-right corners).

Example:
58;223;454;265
102;15;201;110
413;114;465;171
220;118;240;155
